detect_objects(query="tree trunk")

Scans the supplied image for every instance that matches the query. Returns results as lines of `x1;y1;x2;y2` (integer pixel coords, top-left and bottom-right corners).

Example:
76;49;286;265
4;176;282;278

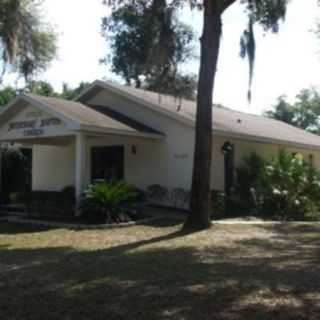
184;0;222;231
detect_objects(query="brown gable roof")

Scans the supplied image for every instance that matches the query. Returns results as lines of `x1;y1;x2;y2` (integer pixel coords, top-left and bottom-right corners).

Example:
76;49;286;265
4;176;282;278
79;81;320;149
0;94;163;137
26;94;136;131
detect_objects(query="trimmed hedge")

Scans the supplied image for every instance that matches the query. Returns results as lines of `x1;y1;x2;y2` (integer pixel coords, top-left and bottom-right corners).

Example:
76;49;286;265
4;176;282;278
14;187;76;217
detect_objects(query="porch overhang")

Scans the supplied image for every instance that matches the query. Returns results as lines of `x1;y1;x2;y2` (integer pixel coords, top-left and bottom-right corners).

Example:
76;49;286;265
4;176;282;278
0;93;165;144
0;93;165;206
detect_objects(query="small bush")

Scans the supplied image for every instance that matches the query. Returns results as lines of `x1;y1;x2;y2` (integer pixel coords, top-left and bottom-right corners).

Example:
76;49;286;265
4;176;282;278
235;150;320;220
80;181;139;224
170;188;190;208
211;190;226;216
235;152;265;211
146;184;168;203
14;187;76;217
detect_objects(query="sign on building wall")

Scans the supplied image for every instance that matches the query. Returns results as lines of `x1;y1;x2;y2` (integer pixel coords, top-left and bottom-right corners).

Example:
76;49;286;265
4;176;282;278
0;106;68;140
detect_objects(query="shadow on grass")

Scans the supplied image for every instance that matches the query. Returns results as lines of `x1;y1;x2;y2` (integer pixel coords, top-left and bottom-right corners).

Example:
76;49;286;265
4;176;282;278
0;216;183;235
255;223;320;247
1;225;320;319
0;222;56;234
137;217;183;228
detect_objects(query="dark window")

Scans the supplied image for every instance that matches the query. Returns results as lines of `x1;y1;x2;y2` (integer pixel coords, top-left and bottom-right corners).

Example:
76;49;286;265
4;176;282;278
309;154;314;165
91;146;124;182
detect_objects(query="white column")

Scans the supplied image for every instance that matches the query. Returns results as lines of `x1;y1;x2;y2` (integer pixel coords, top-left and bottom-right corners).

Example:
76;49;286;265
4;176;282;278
75;132;87;202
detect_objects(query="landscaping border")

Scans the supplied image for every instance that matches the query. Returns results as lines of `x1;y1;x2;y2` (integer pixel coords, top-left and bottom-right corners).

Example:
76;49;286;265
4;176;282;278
0;215;164;230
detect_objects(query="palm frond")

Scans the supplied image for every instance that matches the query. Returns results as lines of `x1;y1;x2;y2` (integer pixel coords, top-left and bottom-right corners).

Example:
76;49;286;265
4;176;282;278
240;0;288;102
240;16;255;103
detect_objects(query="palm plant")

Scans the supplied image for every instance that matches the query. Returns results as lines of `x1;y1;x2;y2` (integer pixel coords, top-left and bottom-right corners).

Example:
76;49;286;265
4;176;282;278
80;181;139;223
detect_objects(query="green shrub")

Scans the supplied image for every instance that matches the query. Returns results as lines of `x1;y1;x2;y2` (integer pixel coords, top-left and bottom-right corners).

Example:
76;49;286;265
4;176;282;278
235;150;320;219
235;152;265;211
259;150;320;219
211;190;226;216
146;184;168;203
14;187;76;216
170;188;190;208
80;181;138;224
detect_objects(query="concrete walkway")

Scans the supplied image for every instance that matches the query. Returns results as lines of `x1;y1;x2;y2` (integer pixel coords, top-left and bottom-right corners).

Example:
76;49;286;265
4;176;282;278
144;208;320;225
212;219;320;225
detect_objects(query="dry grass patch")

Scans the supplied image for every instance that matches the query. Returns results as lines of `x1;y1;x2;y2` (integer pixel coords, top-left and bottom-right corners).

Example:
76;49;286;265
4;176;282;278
0;219;320;319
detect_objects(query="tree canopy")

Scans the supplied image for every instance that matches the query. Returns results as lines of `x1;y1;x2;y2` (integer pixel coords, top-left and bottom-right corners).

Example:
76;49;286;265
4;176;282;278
0;0;57;83
103;0;290;230
102;0;197;99
0;81;90;107
265;88;320;134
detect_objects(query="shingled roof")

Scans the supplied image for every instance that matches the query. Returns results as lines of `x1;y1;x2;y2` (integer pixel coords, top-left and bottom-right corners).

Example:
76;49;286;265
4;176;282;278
0;93;163;139
78;80;320;150
2;81;320;149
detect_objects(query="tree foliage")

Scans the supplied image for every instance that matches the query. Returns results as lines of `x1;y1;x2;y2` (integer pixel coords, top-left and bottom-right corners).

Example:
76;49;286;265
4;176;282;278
0;86;16;106
0;0;57;83
0;81;90;107
235;150;320;220
102;0;197;99
265;88;320;134
240;0;287;100
104;0;290;230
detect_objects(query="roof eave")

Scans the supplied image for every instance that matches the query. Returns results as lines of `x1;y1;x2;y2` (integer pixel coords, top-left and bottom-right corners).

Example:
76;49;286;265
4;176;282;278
213;129;320;151
0;94;81;130
78;124;165;140
77;80;195;128
77;81;320;151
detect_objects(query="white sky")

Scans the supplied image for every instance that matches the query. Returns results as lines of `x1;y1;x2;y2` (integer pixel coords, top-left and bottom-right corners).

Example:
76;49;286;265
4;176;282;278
36;0;320;115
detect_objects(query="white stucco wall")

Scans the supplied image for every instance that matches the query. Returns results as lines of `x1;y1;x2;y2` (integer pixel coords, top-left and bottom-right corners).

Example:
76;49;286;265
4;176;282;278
87;90;195;190
85;89;320;193
25;87;320;196
30;131;320;195
32;142;75;191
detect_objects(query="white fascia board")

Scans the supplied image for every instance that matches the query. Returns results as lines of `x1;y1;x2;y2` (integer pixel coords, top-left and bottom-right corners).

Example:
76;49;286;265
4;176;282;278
213;129;320;151
78;81;320;152
0;132;75;143
77;124;165;140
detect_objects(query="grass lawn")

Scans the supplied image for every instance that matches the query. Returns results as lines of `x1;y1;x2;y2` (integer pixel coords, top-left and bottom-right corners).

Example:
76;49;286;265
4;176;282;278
1;218;320;319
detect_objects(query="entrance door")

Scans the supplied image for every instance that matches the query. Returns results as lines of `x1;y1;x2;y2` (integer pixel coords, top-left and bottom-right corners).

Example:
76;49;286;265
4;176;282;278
1;147;32;204
221;142;234;215
221;141;234;196
91;146;124;182
20;148;32;192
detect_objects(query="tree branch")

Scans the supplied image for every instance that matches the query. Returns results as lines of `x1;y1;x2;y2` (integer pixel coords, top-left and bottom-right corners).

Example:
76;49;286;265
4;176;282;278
221;0;237;12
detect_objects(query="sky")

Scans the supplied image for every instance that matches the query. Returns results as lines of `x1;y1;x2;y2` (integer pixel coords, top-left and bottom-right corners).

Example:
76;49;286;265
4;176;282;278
33;0;320;115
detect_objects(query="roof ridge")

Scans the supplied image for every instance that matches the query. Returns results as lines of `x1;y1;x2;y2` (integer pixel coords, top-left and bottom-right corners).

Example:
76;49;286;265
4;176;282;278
75;80;320;148
103;80;274;120
29;84;320;140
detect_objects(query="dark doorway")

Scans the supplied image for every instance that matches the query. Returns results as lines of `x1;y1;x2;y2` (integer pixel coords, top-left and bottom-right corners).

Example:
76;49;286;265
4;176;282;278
221;141;234;215
1;147;32;204
20;148;32;192
91;146;124;182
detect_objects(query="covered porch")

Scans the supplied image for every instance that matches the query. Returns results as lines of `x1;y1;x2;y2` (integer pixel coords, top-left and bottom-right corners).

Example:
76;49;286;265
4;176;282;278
0;94;164;204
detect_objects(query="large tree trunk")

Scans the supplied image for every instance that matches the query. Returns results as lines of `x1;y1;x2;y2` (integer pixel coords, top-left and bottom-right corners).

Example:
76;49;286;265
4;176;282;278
184;0;222;231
